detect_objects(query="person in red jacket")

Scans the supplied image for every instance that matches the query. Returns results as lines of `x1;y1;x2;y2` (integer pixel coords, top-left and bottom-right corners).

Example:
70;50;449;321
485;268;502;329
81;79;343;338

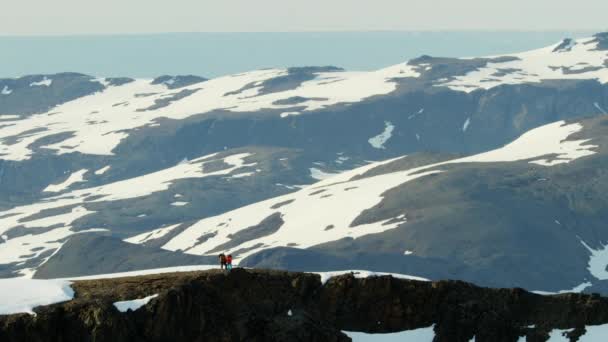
226;254;233;271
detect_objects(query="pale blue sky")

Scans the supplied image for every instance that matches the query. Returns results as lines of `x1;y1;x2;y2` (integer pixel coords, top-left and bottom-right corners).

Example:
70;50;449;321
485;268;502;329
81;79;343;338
2;0;607;35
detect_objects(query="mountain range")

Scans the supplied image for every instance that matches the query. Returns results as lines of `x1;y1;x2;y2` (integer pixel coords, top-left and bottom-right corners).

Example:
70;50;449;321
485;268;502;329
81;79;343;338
0;32;607;295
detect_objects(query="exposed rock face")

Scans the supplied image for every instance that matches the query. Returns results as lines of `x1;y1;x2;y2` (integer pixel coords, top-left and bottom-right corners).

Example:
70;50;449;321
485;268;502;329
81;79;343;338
1;269;608;342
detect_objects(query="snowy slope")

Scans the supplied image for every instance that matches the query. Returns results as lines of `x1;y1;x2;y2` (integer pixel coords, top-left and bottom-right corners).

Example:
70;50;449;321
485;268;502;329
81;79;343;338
161;120;597;260
438;35;608;92
1;33;606;162
0;152;256;276
0;66;420;161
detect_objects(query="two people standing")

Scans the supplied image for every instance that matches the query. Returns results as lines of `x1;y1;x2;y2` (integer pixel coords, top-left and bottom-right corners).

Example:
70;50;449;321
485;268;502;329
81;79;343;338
219;253;233;271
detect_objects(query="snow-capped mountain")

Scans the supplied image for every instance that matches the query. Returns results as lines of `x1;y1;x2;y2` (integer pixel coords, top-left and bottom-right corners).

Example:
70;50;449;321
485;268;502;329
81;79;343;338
0;33;607;294
156;117;606;293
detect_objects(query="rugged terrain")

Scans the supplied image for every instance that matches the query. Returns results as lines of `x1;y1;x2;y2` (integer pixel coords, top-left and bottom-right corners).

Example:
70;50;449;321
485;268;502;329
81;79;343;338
0;33;607;295
1;269;608;342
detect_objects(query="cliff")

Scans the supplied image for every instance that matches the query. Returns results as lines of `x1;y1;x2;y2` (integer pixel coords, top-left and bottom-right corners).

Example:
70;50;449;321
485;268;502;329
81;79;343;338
1;269;608;341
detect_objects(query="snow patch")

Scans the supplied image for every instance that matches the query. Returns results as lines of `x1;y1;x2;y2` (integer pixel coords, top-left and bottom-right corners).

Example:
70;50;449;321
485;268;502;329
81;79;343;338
345;325;435;342
1;86;12;95
171;201;189;206
0;265;221;315
368;121;395;149
454;121;596;166
439;36;608;92
113;294;158;312
462;117;471;132
580;324;608;341
280;111;300;118
581;240;608;280
0;278;73;315
594;102;607;115
230;172;255;178
315;270;429;285
94;165;111;175
547;328;574;341
124;224;181;244
309;167;338;180
68;265;218;280
43;169;88;193
408;108;425;120
30;77;52;87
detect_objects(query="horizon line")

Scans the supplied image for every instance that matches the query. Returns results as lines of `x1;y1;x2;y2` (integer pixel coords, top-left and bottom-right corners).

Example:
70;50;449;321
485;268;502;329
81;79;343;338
0;29;604;39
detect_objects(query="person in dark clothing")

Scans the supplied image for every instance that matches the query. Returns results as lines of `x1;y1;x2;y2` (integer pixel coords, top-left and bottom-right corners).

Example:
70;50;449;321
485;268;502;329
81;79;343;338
226;254;233;271
219;253;227;270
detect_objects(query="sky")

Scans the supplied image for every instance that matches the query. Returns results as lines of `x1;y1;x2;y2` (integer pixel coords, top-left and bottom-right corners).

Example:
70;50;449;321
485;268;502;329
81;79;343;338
2;0;607;35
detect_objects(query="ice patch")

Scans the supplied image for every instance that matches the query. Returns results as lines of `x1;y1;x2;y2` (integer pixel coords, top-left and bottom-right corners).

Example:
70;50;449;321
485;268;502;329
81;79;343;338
368;121;395;149
113;294;158;312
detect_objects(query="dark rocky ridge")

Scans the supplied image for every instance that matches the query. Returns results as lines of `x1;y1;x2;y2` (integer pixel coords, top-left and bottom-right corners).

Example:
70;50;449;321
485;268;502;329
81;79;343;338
2;269;608;342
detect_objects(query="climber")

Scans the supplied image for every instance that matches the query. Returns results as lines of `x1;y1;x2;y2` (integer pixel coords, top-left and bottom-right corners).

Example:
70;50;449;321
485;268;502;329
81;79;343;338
226;254;233;271
219;253;227;270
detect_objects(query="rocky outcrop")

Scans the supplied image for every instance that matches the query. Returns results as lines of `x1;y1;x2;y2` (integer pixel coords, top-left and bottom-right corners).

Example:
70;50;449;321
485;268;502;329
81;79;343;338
1;269;608;341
